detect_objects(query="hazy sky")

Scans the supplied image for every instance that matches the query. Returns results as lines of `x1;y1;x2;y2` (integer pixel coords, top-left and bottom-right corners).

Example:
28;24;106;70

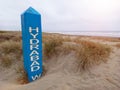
0;0;120;32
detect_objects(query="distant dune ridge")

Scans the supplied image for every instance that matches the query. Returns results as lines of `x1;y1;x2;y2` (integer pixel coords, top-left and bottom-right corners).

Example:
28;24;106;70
0;31;120;90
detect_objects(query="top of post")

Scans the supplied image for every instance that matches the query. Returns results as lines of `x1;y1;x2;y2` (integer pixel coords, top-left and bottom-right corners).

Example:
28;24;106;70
21;7;40;15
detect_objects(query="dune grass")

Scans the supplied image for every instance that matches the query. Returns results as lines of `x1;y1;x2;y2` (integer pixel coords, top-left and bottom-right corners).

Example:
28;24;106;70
43;34;111;70
115;43;120;48
1;55;13;68
0;40;22;68
0;31;28;83
0;31;21;43
0;40;22;54
43;34;63;58
0;31;112;84
15;65;29;84
74;40;111;70
89;36;120;42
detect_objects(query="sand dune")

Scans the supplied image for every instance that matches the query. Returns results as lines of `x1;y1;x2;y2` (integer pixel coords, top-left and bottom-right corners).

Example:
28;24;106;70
0;32;120;90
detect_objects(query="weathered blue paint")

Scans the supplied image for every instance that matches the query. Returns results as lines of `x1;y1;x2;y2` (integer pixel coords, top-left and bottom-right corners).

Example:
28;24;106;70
21;7;42;82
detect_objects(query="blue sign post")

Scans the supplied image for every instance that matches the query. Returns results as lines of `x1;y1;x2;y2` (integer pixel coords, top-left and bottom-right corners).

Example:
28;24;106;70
21;7;42;82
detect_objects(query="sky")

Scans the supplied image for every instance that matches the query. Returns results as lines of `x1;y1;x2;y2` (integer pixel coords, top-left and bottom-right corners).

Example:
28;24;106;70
0;0;120;32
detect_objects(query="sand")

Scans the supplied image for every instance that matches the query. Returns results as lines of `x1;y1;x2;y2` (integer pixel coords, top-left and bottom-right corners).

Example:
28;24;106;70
0;35;120;90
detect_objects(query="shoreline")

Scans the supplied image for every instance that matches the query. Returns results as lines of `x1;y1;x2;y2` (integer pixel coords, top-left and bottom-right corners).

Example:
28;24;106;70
0;31;120;38
46;31;120;38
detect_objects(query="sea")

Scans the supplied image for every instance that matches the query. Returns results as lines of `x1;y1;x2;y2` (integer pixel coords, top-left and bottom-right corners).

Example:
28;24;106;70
49;31;120;38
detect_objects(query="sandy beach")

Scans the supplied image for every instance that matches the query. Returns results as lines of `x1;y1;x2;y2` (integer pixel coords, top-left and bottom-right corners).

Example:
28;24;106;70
0;31;120;90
